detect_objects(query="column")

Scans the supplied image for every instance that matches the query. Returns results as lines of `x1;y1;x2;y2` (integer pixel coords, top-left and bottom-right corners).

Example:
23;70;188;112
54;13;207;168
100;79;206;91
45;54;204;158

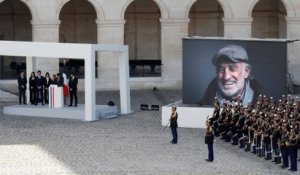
223;18;252;38
119;46;131;114
286;17;300;84
31;20;60;74
26;56;33;104
84;49;96;121
96;19;125;89
160;18;189;88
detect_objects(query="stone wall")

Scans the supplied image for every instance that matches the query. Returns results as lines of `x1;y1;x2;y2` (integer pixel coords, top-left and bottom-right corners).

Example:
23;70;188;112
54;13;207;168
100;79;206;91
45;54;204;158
0;0;300;90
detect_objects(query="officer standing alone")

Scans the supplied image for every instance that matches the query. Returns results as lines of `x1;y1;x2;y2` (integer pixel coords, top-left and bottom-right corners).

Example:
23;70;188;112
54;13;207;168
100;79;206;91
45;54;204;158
205;121;214;162
68;73;78;107
170;106;178;144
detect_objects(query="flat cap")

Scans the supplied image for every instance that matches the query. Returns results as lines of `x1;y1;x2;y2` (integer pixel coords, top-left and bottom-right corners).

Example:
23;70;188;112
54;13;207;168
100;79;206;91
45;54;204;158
212;45;249;65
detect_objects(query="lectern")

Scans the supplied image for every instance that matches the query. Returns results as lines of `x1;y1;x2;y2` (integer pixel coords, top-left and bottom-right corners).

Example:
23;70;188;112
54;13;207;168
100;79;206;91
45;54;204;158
49;85;63;108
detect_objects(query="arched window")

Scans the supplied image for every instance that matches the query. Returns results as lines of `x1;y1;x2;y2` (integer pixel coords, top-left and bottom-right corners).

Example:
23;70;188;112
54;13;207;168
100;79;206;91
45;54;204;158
252;0;287;38
59;0;97;78
124;0;161;77
189;0;224;37
0;0;32;79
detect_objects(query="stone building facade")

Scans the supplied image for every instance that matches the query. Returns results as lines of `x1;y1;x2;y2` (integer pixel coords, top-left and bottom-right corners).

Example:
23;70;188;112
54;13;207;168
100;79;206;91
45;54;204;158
0;0;300;90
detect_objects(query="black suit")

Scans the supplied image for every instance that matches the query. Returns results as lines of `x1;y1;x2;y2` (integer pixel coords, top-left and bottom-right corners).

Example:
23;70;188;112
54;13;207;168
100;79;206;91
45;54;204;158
56;77;64;87
29;77;37;104
18;76;27;104
44;77;52;104
68;76;78;106
36;76;45;105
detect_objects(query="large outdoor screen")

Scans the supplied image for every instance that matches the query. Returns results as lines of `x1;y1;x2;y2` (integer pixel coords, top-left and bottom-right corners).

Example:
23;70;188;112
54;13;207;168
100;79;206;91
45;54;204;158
182;37;287;106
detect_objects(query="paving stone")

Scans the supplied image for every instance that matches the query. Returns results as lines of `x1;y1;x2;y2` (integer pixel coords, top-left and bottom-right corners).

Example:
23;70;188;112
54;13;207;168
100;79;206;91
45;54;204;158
0;90;298;175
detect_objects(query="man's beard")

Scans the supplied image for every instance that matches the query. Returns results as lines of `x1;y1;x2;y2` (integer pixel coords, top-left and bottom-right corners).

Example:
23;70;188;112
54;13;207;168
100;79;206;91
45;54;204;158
217;78;246;100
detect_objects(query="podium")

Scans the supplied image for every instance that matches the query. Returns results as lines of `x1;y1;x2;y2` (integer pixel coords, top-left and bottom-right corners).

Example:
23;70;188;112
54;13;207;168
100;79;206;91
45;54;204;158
49;85;63;108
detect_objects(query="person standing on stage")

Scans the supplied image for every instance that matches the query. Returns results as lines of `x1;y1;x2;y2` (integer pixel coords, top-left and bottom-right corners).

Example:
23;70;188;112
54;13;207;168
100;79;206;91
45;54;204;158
35;70;45;105
51;74;57;85
44;72;52;104
29;72;37;105
56;73;64;87
17;71;27;105
68;73;78;107
205;121;214;162
170;106;178;144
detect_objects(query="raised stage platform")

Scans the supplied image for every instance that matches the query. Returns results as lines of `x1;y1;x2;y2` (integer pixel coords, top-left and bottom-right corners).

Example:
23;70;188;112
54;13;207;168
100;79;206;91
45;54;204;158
162;101;214;128
3;104;118;120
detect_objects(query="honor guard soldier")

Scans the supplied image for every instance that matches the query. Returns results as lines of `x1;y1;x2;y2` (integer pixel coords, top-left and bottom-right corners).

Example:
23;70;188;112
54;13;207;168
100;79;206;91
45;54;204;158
287;129;298;171
169;106;178;144
271;121;282;164
205;121;214;162
297;133;300;161
280;127;289;169
264;125;272;160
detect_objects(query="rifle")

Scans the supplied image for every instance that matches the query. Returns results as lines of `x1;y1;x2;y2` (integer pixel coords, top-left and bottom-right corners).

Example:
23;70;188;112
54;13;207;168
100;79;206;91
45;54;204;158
267;135;273;160
259;132;263;157
256;132;260;155
277;140;282;164
270;135;273;153
252;131;257;154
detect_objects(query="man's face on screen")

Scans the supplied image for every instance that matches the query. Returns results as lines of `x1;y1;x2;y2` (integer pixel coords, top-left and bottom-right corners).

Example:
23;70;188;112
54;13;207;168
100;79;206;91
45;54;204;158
216;62;250;99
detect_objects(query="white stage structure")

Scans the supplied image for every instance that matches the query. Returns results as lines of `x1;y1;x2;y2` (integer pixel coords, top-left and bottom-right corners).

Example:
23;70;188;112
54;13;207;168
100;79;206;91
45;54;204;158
0;41;131;121
162;101;214;128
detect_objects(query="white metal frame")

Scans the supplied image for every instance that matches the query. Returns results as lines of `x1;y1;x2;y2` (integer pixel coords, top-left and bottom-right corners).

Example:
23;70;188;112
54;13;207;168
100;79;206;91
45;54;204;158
0;41;131;121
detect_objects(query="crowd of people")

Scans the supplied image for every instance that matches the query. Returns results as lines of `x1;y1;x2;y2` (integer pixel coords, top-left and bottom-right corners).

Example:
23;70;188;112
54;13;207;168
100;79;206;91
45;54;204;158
17;70;78;107
207;94;300;171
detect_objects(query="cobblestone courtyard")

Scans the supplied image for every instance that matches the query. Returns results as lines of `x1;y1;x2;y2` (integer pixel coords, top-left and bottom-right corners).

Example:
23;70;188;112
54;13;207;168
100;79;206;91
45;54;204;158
0;90;298;175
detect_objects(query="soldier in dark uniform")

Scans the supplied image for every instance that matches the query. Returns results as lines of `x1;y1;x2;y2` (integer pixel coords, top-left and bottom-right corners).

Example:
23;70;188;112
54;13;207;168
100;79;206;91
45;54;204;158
281;127;289;169
263;124;272;160
17;71;27;105
256;127;262;156
297;133;300;161
211;99;221;137
271;121;282;164
35;70;45;105
205;121;214;162
287;129;298;171
242;112;253;151
169;106;178;144
29;72;37;105
271;122;281;163
68;73;78;107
